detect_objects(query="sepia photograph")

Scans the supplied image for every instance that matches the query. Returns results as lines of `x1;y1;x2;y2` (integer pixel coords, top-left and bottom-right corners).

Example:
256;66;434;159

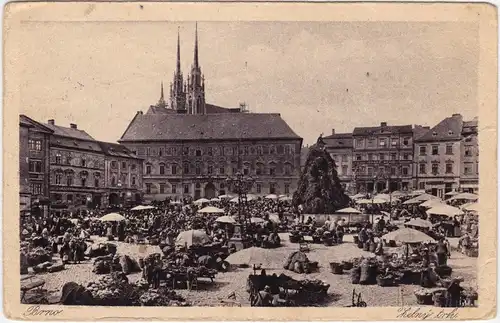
3;2;497;321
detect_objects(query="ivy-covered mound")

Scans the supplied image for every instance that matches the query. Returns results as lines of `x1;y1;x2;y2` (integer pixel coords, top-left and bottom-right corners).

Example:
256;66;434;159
292;143;350;214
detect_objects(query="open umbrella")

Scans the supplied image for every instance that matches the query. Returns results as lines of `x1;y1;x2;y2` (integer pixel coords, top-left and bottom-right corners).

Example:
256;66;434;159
265;194;278;200
448;192;479;201
69;218;79;225
427;204;464;217
350;193;366;200
445;190;459;196
170;200;182;205
198;206;225;214
215;216;236;224
461;202;480;212
336;207;362;214
225;247;275;266
218;194;233;199
409;190;426;196
250;217;266;224
210;197;221;202
404;218;433;229
99;213;126;222
391;191;407;197
356;198;387;204
382;227;435;244
420;199;445;208
374;194;392;201
267;214;281;224
131;205;155;211
194;198;210;205
279;196;292;202
175;229;211;248
246;194;258;201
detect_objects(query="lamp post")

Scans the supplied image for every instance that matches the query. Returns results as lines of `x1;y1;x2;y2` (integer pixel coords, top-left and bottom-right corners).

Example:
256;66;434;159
225;172;255;234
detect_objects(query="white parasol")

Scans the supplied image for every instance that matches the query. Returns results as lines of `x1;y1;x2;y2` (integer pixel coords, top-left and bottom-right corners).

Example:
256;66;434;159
336;207;362;214
448;192;479;201
265;194;278;200
99;213;126;222
197;206;225;214
215;215;237;224
427;204;464;217
131;205;155;211
193;198;210;205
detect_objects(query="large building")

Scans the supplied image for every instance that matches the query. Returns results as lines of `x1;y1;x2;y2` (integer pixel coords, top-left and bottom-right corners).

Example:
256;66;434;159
324;129;354;193
351;122;414;193
119;26;302;201
414;114;478;197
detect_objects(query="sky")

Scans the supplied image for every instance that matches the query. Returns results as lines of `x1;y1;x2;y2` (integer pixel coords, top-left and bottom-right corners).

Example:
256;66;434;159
18;21;479;145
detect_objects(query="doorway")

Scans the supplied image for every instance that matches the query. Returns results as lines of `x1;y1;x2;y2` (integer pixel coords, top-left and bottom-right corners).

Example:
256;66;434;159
204;182;216;199
109;193;119;206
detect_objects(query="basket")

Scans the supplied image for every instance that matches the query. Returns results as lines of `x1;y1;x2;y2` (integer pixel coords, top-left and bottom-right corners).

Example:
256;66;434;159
435;265;452;278
341;261;353;270
376;275;395;287
329;262;344;275
415;292;434;305
466;249;479;258
432;290;447;307
388;240;397;247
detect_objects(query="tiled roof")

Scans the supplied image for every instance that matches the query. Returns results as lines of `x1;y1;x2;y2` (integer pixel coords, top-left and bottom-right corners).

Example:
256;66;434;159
462;118;478;134
206;103;242;113
20;115;54;133
119;112;301;142
413;125;430;141
97;141;142;159
353;125;413;136
416;114;463;142
324;133;353;149
44;123;96;141
146;106;177;115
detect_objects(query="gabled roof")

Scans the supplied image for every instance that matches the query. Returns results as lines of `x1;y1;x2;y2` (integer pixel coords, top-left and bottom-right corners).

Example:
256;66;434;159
353;125;413;136
97;141;142;159
146;105;177;115
44;123;96;141
20;115;54;133
416;114;463;142
413;125;430;141
324;133;353;149
145;103;242;115
119;112;301;142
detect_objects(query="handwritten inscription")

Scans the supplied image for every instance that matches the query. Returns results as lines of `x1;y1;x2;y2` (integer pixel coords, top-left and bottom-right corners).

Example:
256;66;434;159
397;307;459;320
23;306;63;317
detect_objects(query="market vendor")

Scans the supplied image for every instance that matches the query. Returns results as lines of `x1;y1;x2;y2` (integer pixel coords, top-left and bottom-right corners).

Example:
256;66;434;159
435;237;449;266
420;263;442;288
256;285;274;307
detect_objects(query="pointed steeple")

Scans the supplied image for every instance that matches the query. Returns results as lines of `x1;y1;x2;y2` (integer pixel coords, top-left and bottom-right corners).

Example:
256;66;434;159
176;27;181;73
157;82;166;108
193;22;199;68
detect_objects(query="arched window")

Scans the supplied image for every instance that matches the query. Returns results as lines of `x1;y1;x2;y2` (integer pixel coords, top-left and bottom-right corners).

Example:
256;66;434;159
183;162;190;174
67;174;74;186
55;153;62;164
284;163;293;175
159;163;165;175
195;162;201;175
171;164;178;175
256;162;264;176
111;176;116;187
131;176;136;186
243;162;250;175
269;162;277;176
145;163;152;175
284;145;290;155
269;145;276;154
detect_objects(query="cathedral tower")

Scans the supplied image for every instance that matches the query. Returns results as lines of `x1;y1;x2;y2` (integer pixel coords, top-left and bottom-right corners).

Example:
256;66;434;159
186;23;206;115
170;28;187;112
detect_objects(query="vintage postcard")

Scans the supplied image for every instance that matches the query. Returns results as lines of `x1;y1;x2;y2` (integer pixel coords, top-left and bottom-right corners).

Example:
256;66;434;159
3;1;497;321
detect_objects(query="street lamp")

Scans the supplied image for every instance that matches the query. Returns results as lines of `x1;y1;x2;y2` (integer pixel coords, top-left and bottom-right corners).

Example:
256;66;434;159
225;172;255;233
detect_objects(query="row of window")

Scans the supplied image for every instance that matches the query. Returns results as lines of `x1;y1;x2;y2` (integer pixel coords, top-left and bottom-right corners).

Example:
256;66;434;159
145;162;294;176
110;160;138;170
417;162;478;175
54;153;102;168
137;144;296;158
355;166;410;176
28;139;43;151
144;182;290;195
419;144;454;156
355;137;411;148
52;173;137;188
51;193;87;205
30;183;42;195
353;153;412;162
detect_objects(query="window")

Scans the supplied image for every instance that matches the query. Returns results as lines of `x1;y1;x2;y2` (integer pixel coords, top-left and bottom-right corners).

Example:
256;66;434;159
419;146;427;155
130;164;136;171
269;183;276;194
207;165;213;174
168;164;176;175
379;154;385;161
94;178;99;187
368;153;373;161
159;164;165;175
171;184;177;194
391;153;396;160
269;163;276;176
419;182;425;190
403;154;410;160
55;153;62;164
195;163;201;175
390;167;396;175
67;194;73;202
184;184;189;194
81;178;87;187
367;139;375;147
465;146;473;157
159;184;165;194
66;156;72;165
183;163;189;174
67;175;73;186
367;167;373;176
55;173;62;185
111;177;116;187
284;163;292;176
121;162;126;169
183;147;189;156
446;163;453;174
285;184;290;194
30;183;42;195
356;139;363;147
207;147;212;156
402;167;409;176
146;183;152;194
29;160;42;172
158;148;163;157
263;146;269;155
196;149;202;157
342;165;348;175
277;145;284;155
219;167;225;175
419;163;426;174
256;184;262;194
146;147;150;156
403;138;410;146
432;164;439;175
432;145;439;155
146;164;152;175
446;145;453;155
379;138;387;147
243;168;249;175
464;163;473;175
111;161;117;168
256;163;264;176
29;139;35;150
391;139;398;147
356;155;362;161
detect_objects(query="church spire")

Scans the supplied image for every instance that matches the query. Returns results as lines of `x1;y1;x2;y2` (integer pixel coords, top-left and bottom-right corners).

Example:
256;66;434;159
176;27;181;73
193;22;199;68
157;81;166;108
170;27;186;112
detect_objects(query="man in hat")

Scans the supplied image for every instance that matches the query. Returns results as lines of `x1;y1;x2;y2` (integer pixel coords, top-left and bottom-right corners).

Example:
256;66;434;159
257;285;273;307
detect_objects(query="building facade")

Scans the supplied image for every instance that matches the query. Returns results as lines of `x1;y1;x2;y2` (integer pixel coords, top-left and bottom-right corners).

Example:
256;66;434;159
324;129;354;193
414;114;478;197
98;142;144;206
119;25;302;201
19;118;32;212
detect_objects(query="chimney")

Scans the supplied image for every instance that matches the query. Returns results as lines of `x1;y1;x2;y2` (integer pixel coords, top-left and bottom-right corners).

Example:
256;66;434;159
331;129;335;135
381;122;387;127
452;113;462;118
48;119;55;125
70;123;77;129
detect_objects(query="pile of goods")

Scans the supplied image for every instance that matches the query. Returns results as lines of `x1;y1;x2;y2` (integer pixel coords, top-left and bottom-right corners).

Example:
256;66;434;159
283;251;319;274
85;243;117;258
86;272;143;306
414;288;446;305
21;247;66;274
92;254;142;275
139;288;189;306
298;279;331;304
25;247;52;267
288;230;304;243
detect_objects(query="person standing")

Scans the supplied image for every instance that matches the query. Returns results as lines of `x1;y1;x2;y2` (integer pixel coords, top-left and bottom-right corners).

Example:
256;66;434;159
435;237;449;266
